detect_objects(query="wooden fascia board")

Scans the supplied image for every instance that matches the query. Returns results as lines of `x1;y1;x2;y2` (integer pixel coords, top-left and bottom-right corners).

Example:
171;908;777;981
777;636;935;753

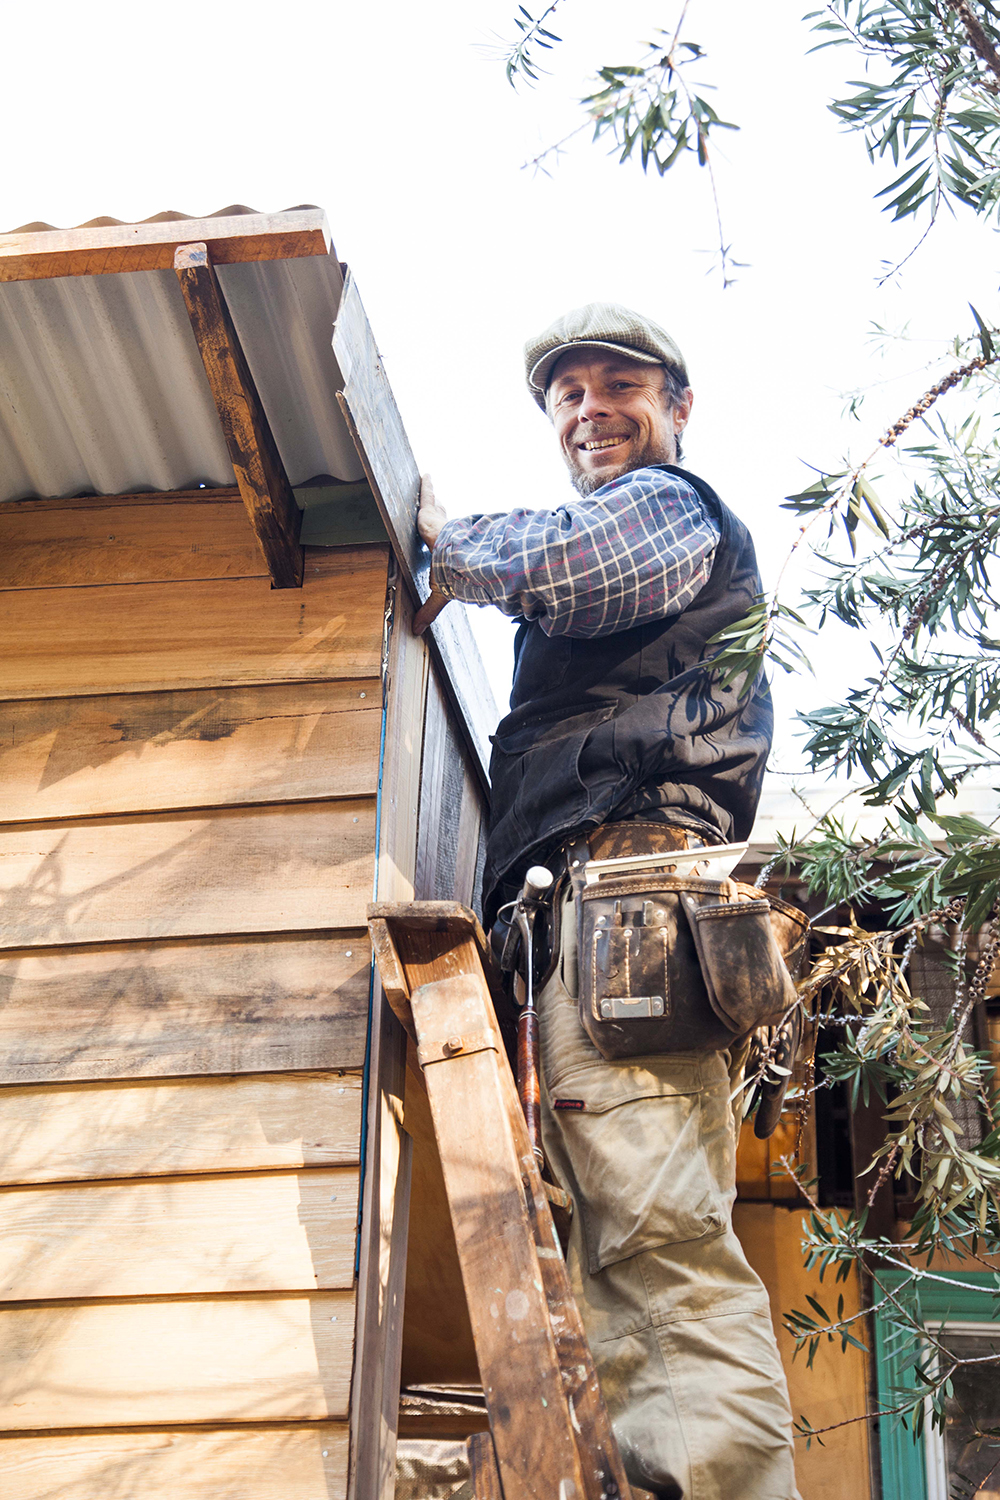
174;243;303;589
333;272;496;789
0;209;331;283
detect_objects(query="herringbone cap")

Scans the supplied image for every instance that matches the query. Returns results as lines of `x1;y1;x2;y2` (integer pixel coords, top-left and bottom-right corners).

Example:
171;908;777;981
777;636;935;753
525;302;688;409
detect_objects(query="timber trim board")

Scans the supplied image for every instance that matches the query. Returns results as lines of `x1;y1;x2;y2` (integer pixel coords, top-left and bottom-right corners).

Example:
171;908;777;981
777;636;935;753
174;243;303;589
333;273;496;789
0;487;243;514
0;209;331;282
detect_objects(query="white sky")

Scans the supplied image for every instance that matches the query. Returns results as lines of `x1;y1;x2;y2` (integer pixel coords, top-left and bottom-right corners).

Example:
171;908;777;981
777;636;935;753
5;0;997;809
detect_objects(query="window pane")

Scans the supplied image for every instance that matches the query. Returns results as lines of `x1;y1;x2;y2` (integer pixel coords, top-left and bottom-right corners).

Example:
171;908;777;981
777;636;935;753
938;1331;1000;1497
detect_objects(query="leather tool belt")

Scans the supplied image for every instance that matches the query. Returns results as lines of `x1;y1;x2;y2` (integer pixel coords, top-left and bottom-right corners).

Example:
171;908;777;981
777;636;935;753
566;824;809;1060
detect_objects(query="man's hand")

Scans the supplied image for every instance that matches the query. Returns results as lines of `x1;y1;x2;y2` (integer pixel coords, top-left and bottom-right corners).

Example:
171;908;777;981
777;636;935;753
416;473;448;549
413;473;452;635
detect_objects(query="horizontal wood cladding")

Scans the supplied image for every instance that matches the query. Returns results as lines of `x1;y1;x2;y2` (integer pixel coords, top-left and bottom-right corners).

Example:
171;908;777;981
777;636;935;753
0;934;370;1085
0;1291;354;1429
0;493;267;589
0;799;376;949
0;544;388;700
0;1072;362;1187
0;680;381;825
0;1168;359;1299
0;1421;349;1500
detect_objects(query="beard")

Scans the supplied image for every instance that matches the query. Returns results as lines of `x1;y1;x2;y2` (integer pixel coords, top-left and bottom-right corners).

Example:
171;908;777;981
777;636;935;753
568;431;678;497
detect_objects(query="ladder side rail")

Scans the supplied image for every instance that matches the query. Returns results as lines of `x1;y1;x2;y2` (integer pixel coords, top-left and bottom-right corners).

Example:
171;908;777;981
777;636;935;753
368;902;636;1500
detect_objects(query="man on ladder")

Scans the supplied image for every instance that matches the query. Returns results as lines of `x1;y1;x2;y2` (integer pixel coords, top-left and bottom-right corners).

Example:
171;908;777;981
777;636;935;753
413;304;800;1500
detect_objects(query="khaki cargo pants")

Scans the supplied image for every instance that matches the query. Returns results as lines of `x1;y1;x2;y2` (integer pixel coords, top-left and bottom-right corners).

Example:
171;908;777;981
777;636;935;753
538;896;801;1500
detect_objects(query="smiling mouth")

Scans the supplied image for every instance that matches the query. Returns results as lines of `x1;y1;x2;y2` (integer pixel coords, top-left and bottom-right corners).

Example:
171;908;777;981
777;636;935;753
581;435;631;452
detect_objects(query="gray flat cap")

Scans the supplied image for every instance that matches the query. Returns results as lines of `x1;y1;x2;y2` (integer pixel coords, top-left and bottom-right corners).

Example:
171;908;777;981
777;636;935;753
525;302;688;409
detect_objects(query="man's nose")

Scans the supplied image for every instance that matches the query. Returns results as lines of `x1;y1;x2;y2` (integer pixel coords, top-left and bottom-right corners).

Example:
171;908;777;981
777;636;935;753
578;389;614;422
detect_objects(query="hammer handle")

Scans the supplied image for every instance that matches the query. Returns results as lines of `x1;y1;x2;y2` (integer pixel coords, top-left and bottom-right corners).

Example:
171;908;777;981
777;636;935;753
517;1007;544;1165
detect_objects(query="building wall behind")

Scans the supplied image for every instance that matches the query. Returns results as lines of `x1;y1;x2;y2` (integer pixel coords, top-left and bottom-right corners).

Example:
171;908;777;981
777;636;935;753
0;492;388;1498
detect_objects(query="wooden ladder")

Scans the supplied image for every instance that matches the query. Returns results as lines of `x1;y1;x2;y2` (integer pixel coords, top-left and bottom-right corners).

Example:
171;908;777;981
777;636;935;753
368;901;646;1500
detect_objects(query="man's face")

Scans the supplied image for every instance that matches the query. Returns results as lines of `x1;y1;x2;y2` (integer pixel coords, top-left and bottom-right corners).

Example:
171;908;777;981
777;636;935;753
547;351;693;496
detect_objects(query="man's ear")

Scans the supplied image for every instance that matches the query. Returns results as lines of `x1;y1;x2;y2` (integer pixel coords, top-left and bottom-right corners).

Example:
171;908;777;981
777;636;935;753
674;387;694;433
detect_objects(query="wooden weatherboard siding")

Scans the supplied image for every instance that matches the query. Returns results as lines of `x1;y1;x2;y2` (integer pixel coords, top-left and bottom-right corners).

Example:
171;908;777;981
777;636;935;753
0;1423;351;1500
0;1072;363;1187
0;680;380;824
0;936;371;1085
0;1292;355;1428
0;490;268;588
0;493;388;1490
0;799;377;948
0;543;387;699
0;1168;360;1299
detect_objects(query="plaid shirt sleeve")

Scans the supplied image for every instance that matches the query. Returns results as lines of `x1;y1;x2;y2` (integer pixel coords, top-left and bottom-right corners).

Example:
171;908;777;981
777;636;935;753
429;467;720;638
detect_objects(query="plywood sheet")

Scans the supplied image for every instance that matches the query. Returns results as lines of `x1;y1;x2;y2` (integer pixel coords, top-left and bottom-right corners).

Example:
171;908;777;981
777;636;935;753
0;1422;349;1500
0;799;376;949
0;1291;353;1429
0;493;267;588
0;1072;362;1186
0;933;371;1085
0;680;381;823
0;544;388;699
0;1168;359;1299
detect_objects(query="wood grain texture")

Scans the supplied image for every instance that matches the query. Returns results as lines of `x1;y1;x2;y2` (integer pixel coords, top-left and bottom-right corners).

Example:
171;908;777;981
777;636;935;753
0;209;331;282
468;1433;503;1500
376;910;631;1500
0;545;388;700
175;244;302;589
0;1168;359;1299
348;580;418;1500
0;1072;363;1186
0;680;380;824
375;581;428;907
332;275;495;787
401;1043;478;1387
0;1291;354;1429
349;1005;410;1500
0;1423;349;1500
0;799;376;949
411;975;586;1500
0;933;371;1085
414;672;448;902
0;493;266;589
414;671;486;911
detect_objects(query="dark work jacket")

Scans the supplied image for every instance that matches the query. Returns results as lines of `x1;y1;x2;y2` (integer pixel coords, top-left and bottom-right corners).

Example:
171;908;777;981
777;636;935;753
482;465;773;926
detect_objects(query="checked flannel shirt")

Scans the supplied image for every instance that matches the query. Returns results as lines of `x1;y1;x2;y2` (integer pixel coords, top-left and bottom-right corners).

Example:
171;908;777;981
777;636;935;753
429;466;720;638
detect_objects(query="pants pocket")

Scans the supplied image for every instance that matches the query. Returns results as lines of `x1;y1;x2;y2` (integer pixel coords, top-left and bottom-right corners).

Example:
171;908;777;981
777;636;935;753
550;1069;727;1274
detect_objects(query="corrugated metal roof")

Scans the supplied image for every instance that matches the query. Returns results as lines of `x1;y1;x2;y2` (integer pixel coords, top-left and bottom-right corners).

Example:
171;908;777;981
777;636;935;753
0;209;365;502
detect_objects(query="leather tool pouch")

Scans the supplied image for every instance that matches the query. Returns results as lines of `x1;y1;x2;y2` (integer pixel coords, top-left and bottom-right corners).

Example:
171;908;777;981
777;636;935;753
578;872;806;1061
